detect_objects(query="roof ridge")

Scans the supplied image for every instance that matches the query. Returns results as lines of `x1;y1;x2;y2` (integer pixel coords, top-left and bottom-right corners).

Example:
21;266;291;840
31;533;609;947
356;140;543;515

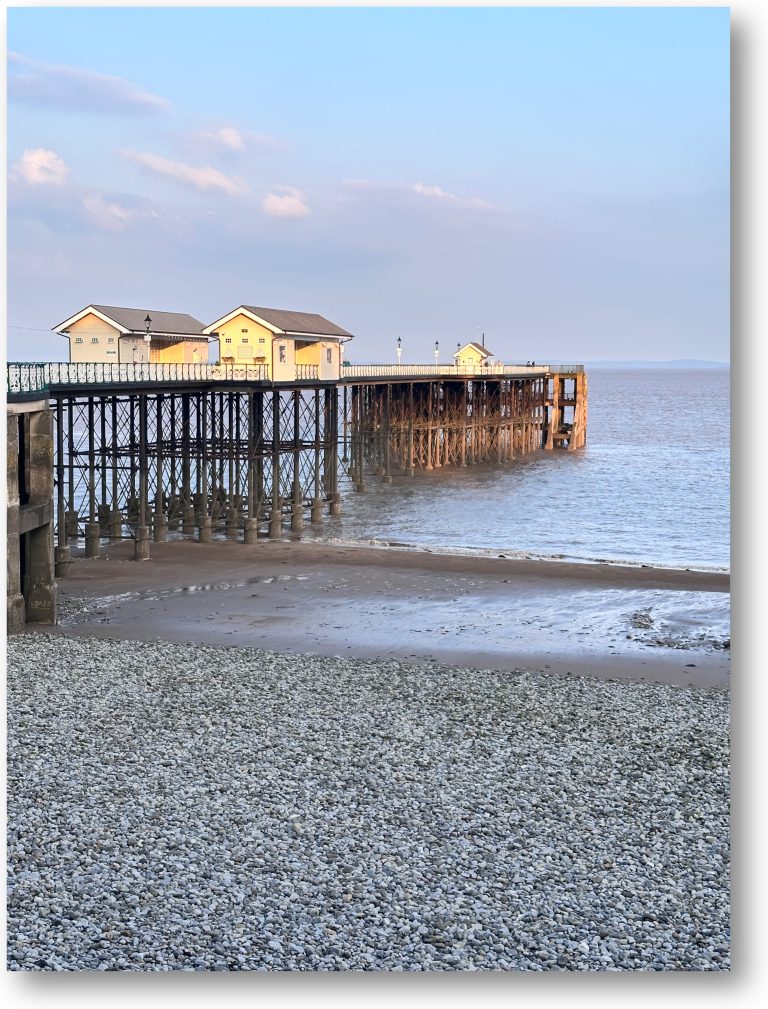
93;303;199;317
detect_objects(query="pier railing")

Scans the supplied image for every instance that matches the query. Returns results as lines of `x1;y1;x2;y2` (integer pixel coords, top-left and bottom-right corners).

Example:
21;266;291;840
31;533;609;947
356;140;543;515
6;359;583;399
7;363;49;399
342;363;550;378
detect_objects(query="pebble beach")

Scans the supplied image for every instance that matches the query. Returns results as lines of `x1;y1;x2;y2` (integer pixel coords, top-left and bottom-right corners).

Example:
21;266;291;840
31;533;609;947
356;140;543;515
7;633;730;972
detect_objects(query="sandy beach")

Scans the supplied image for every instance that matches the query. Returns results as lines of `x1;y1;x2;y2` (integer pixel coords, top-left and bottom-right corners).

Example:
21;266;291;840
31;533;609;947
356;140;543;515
50;540;730;688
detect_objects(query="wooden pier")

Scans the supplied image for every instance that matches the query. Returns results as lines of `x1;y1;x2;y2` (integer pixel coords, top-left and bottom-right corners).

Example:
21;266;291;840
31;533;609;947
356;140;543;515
6;361;587;623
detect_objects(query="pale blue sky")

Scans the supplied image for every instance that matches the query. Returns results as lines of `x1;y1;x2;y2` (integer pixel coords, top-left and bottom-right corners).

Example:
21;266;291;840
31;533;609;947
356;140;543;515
7;6;729;362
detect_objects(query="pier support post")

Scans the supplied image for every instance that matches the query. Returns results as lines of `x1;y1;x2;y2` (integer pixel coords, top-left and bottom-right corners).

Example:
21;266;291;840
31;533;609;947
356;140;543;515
108;510;122;543
136;393;150;562
54;545;71;579
270;389;282;538
98;502;110;535
182;507;196;536
291;390;303;534
269;503;282;540
243;517;259;544
65;510;79;540
85;522;101;558
226;507;240;540
153;511;167;543
134;524;151;560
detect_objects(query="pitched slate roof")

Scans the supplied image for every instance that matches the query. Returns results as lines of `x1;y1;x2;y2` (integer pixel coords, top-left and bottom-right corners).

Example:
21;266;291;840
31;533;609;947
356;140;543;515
241;306;353;338
454;341;493;357
54;304;207;337
91;305;207;336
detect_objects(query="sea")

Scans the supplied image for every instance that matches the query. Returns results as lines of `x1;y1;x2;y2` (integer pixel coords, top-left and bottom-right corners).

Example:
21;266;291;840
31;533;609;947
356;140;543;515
316;368;730;572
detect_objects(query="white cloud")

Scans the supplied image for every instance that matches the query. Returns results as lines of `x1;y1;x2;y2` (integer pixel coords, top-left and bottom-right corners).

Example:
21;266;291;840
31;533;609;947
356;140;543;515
13;148;69;186
8;51;169;116
196;126;287;154
342;178;495;211
204;127;246;151
119;150;250;196
262;186;311;219
412;182;493;210
82;194;139;231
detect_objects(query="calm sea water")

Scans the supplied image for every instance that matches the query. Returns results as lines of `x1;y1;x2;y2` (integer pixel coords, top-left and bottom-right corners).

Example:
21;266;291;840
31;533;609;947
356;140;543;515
316;369;730;571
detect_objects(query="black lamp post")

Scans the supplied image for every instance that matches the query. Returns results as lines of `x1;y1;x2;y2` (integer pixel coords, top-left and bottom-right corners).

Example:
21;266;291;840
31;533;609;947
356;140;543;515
144;314;152;362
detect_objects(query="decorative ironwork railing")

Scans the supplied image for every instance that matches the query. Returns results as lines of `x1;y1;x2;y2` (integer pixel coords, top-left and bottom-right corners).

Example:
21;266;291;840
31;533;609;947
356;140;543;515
6;359;582;397
342;363;551;378
41;362;272;386
7;363;49;397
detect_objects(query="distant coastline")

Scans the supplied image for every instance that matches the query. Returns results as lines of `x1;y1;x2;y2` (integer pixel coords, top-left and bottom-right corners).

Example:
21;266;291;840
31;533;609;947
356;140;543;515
572;359;729;369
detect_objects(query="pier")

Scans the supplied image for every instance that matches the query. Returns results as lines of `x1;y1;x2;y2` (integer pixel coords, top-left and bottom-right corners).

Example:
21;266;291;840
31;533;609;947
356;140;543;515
6;361;587;629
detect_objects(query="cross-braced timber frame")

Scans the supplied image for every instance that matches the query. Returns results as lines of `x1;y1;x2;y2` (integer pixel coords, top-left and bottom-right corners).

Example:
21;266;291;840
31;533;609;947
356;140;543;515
42;368;585;570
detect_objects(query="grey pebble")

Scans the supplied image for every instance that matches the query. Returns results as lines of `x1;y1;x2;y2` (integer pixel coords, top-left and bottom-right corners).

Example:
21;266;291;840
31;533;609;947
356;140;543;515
7;633;729;973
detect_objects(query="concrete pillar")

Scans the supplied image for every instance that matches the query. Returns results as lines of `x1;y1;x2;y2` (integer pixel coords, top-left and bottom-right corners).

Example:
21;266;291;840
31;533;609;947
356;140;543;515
98;502;111;535
55;545;72;579
269;504;282;540
153;511;167;543
85;521;101;558
311;498;324;524
182;506;196;536
134;525;151;560
6;414;25;633
329;492;342;517
108;510;123;542
243;518;259;544
65;509;79;540
290;502;304;534
225;508;240;540
25;523;57;624
198;517;212;543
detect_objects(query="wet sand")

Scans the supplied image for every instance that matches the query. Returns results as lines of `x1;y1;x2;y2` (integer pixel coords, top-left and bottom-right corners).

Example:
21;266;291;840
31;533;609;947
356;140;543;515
46;540;730;688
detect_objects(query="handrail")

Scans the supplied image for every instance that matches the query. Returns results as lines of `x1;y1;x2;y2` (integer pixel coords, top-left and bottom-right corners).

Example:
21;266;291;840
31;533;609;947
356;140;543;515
295;364;319;380
7;363;49;398
6;359;584;395
343;363;551;378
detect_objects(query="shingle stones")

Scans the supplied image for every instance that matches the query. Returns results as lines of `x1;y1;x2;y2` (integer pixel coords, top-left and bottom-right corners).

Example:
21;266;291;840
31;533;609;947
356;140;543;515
7;634;729;971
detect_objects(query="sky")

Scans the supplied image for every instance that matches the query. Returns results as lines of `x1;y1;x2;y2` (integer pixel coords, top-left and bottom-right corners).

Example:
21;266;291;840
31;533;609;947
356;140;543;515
6;5;730;363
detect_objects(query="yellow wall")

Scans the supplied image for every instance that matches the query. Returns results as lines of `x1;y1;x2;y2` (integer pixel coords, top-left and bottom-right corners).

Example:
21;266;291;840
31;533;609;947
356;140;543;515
217;313;272;365
455;345;489;369
295;342;320;365
66;314;121;363
150;341;207;364
213;312;342;379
